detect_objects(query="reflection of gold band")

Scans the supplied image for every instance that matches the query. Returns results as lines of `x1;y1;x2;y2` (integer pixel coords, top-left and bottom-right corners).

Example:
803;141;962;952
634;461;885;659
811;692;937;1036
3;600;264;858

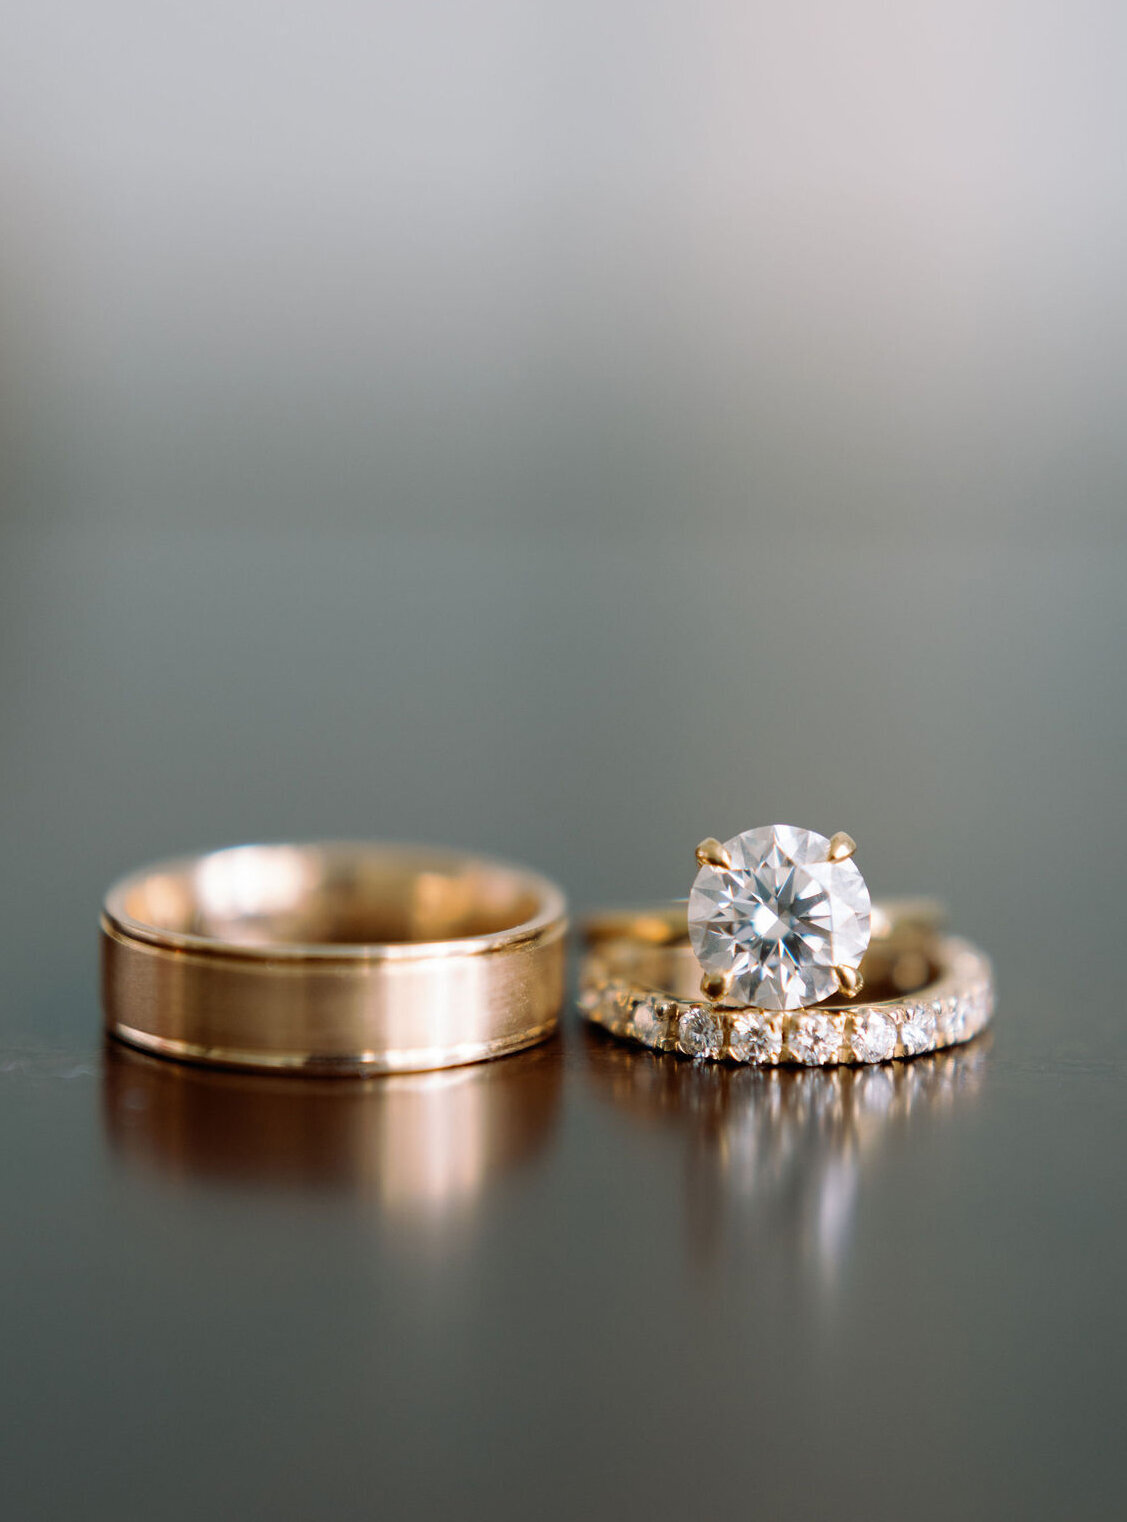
102;843;568;1075
581;900;993;1065
103;1038;562;1207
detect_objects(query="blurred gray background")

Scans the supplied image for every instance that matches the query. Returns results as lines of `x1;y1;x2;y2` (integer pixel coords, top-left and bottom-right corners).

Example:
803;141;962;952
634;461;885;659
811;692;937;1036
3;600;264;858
1;4;1125;1519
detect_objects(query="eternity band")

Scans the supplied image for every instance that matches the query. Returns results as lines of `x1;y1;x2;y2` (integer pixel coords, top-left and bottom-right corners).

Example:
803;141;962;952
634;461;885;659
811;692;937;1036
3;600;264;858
581;900;993;1066
102;842;568;1075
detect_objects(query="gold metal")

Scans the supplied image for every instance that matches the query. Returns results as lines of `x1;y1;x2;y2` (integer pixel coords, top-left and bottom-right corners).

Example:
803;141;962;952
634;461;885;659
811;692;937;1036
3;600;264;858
101;843;568;1075
700;969;732;1001
828;831;857;861
695;837;731;870
833;964;863;997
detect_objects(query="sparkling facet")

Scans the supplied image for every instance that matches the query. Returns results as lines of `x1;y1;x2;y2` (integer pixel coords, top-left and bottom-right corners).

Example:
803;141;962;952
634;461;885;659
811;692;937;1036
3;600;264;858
633;1000;663;1048
788;1013;842;1065
939;997;966;1043
688;824;871;1010
678;1008;723;1058
729;1012;784;1063
850;1009;897;1064
965;985;992;1037
899;1004;936;1056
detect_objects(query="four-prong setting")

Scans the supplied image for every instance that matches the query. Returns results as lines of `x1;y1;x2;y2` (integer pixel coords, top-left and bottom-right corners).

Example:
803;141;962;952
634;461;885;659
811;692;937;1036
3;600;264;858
833;963;863;998
827;832;856;862
695;837;731;871
700;968;732;1001
687;824;872;1011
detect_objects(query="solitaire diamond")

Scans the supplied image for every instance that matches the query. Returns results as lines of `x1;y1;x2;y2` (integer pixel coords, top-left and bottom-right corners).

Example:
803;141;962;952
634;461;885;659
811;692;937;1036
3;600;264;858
688;825;871;1009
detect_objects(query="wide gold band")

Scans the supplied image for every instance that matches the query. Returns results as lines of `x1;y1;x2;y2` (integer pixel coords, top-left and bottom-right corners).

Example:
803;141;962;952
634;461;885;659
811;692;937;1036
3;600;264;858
580;899;993;1065
101;843;568;1075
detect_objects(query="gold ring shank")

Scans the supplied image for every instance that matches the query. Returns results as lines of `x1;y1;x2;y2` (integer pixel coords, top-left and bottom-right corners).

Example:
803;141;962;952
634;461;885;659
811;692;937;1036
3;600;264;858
580;900;993;1065
102;843;568;1075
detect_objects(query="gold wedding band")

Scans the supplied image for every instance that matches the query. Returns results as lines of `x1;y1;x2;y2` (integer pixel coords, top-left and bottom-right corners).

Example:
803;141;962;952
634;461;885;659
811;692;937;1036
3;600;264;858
101;843;568;1075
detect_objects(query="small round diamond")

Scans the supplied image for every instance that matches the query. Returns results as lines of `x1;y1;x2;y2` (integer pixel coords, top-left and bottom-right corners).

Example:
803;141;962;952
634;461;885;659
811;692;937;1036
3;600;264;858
678;1007;723;1058
939;997;966;1044
850;1009;897;1064
964;986;991;1037
899;1003;936;1056
729;1013;783;1063
688;825;871;1009
633;1000;664;1049
788;1014;841;1065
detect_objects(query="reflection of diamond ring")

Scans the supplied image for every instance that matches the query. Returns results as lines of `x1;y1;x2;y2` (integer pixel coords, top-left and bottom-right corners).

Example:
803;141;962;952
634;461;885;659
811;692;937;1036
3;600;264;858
581;823;993;1065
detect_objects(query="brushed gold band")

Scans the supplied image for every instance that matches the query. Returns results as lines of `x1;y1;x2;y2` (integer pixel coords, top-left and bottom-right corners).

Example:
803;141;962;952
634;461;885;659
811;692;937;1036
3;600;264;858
101;843;568;1075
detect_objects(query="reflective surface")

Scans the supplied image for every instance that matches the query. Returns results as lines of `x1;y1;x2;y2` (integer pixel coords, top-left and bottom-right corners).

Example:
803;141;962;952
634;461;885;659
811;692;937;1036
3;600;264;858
2;522;1125;1520
103;1040;563;1209
0;514;1124;1521
6;0;1127;1498
582;1027;991;1281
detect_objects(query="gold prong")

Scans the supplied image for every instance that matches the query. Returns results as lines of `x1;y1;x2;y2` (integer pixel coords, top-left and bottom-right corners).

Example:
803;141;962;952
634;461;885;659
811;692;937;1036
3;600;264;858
827;831;856;862
834;964;863;998
701;970;731;1001
695;837;731;870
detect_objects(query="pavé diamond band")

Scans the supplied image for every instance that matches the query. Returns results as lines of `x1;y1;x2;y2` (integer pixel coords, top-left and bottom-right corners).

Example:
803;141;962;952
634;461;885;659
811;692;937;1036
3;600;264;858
580;824;993;1066
102;843;568;1075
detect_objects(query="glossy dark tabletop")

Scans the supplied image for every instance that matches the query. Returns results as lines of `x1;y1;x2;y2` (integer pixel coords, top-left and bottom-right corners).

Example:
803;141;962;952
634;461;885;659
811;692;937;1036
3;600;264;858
7;2;1127;1509
1;516;1124;1521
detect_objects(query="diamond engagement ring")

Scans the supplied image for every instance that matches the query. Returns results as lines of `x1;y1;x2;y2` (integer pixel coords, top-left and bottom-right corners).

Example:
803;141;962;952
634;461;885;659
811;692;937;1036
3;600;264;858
580;823;993;1066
